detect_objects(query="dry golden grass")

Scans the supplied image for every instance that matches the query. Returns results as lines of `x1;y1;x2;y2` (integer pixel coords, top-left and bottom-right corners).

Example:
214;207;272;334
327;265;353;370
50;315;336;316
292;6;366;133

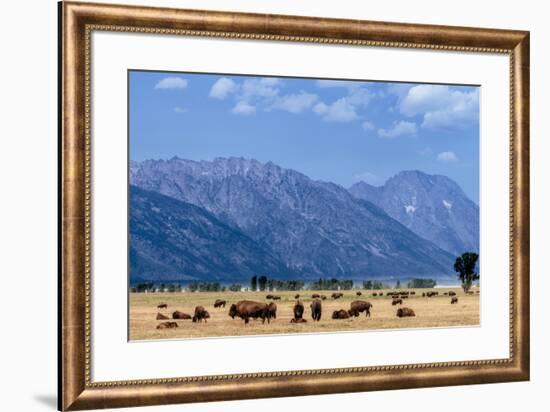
129;287;479;341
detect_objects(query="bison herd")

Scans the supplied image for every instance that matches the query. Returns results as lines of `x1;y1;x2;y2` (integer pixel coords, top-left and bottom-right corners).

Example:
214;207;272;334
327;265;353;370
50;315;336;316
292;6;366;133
153;289;474;331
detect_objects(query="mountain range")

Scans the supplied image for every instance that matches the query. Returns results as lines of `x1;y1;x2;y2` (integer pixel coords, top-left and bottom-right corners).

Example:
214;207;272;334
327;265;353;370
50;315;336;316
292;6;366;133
129;157;478;283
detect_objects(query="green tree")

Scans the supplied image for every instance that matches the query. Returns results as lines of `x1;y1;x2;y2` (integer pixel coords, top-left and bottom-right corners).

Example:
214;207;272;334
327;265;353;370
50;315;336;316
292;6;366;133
228;284;242;292
454;252;480;292
258;275;268;291
250;275;257;292
395;280;401;289
363;280;373;290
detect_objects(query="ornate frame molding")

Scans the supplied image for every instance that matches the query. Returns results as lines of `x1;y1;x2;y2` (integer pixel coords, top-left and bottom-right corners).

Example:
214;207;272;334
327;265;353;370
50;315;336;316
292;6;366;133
60;1;530;410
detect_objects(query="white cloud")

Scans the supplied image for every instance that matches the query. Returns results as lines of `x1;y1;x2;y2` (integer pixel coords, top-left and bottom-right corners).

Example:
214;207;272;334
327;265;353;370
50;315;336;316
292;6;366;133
209;77;238;99
232;101;256;115
397;84;479;130
362;121;376;131
154;77;188;90
313;98;358;122
270;91;318;113
316;79;361;89
437;151;459;162
173;107;187;113
377;121;417;138
240;78;281;100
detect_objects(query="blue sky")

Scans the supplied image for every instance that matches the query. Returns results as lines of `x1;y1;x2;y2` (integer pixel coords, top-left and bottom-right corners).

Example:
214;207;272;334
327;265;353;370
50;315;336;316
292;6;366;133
129;71;480;203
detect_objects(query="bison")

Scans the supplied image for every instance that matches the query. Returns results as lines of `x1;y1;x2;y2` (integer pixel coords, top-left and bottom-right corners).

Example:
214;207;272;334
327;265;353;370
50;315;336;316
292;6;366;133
310;299;322;321
192;306;210;323
266;302;277;320
396;308;416;317
349;300;373;317
172;311;192;320
372;292;378;297
331;292;344;299
156;313;169;320
266;294;274;299
321;295;327;300
410;291;416;295
294;294;300;299
293;301;305;321
451;297;458;304
311;293;321;299
290;318;307;323
448;291;457;296
392;298;403;306
213;299;226;308
229;301;270;324
332;309;351;319
272;295;281;300
356;291;362;296
156;321;178;329
157;303;168;309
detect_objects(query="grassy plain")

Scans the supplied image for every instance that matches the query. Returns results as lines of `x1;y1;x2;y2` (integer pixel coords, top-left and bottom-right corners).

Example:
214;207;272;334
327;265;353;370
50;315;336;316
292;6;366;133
129;287;479;341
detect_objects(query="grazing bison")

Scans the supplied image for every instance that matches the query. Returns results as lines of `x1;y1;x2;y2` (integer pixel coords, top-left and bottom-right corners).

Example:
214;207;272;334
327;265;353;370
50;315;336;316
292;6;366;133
422;292;426;297
311;293;321;299
410;291;416;295
349;300;373;317
310;299;322;321
356;291;362;296
451;297;458;304
426;291;439;297
266;294;274;299
156;321;178;329
156;313;169;320
448;291;457;296
443;292;449;296
293;301;305;321
229;300;269;324
192;306;210;323
396;308;416;317
372;292;378;297
331;292;344;299
172;311;192;320
332;309;351;319
272;295;281;300
266;302;277;320
321;295;327;300
157;303;168;309
213;299;226;308
294;294;300;299
290;318;307;323
391;294;400;299
392;298;403;306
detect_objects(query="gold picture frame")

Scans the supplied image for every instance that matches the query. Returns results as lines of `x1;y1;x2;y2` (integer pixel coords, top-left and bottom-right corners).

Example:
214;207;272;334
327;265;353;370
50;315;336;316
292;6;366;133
59;1;530;410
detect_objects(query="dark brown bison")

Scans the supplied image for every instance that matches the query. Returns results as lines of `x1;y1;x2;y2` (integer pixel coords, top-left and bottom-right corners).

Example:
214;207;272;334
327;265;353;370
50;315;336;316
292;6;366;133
229;301;269;324
396;308;416;317
422;292;426;297
372;292;378;297
172;311;192;320
311;293;321;299
156;313;169;320
157;303;168;309
476;290;480;294
266;294;274;299
266;302;277;320
331;292;344;299
192;306;210;323
466;291;475;295
293;301;305;320
310;299;322;321
156;321;178;329
426;291;439;297
272;295;281;300
443;292;449;296
321;295;327;300
402;295;408;299
213;299;226;308
410;291;416;295
349;300;373;317
356;291;362;296
451;297;458;304
332;309;351;319
290;318;307;323
391;294;400;299
448;291;457;296
392;298;403;306
294;294;300;299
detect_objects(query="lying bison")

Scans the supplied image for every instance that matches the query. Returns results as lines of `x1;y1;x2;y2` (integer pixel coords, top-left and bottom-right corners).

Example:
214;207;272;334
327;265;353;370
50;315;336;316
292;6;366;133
332;309;351;319
272;295;281;300
229;301;270;324
451;297;458;304
157;303;168;309
156;313;169;320
266;294;274;299
293;301;305;321
172;311;192;320
156;321;178;329
349;300;373;317
192;306;210;323
290;318;307;323
266;302;277;320
214;299;226;308
392;298;403;306
310;299;322;321
396;308;416;317
331;292;344;299
448;291;457;296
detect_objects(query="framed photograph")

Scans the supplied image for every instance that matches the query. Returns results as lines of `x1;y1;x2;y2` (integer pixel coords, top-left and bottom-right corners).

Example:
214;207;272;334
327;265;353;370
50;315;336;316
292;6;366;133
59;1;530;410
